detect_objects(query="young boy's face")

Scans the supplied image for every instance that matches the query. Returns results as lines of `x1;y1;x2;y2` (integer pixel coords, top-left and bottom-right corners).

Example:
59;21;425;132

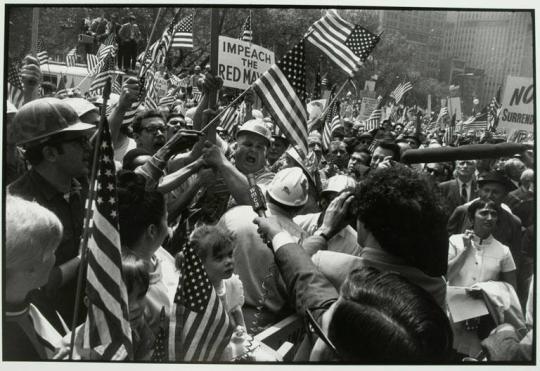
204;244;235;282
128;284;146;329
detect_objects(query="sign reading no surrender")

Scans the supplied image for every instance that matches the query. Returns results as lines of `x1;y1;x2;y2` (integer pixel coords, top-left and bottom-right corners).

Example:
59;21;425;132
218;36;275;90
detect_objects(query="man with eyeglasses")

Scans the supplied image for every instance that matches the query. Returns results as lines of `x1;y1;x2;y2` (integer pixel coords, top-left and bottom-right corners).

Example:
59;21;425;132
439;159;478;214
131;110;167;154
8;98;95;334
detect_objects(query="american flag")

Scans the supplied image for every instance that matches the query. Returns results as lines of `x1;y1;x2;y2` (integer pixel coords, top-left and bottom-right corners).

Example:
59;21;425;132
97;34;118;64
220;105;239;135
321;73;328;88
159;94;177;108
111;75;122;96
487;86;502;131
437;106;449;122
253;40;309;156
390;81;413;104
89;54;116;96
36;39;49;66
442;113;456;146
87;54;100;75
312;71;322;100
463;112;488;131
7;60;24;108
66;47;78;67
168;243;234;361
171;14;194;49
150;308;168;362
56;75;67;97
365;108;382;131
82;113;133;360
121;77;146;125
322;97;340;150
191;85;202;102
239;14;252;42
306;9;380;77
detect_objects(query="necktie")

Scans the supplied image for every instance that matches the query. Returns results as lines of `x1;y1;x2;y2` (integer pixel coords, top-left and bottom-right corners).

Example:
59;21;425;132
461;183;468;202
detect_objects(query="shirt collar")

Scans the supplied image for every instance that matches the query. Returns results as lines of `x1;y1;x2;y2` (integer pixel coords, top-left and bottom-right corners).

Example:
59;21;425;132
29;169;82;201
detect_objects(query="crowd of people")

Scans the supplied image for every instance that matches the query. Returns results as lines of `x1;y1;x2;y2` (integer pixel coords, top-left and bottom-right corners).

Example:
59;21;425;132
4;17;535;363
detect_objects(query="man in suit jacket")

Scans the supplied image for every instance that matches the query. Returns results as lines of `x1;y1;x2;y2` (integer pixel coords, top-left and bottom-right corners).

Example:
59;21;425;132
438;159;478;214
118;14;141;71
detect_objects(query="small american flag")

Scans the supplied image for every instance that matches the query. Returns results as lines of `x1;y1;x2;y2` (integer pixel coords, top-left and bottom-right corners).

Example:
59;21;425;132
312;71;322;100
66;47;78;67
159;94;176;108
442;113;456;146
365;108;381;131
87;54;100;75
321;73;328;88
463;112;488;132
168;243;234;361
82;113;133;360
97;33;118;64
89;54;116;96
306;9;380;77
253;40;309;156
36;39;49;66
191;84;202;102
487;86;502;131
437;106;449;122
220;105;239;135
121;77;146;125
7;60;24;108
150;307;168;362
322;96;340;150
239;14;252;42
390;82;413;104
171;14;194;49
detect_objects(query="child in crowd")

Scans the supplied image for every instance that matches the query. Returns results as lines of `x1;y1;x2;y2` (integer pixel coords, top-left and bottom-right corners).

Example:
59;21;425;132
189;225;246;329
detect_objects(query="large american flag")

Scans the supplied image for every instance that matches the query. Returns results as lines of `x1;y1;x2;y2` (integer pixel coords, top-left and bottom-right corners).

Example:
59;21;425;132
253;40;309;156
66;47;78;67
7;60;24;108
82;114;133;360
306;9;380;77
36;39;49;66
390;81;413;104
168;243;233;362
171;14;194;49
239;14;252;42
437;106;449;122
322;97;340;150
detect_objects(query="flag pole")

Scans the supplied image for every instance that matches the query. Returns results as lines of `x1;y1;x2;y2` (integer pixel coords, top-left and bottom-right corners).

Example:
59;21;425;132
68;77;111;360
138;8;164;78
199;88;249;133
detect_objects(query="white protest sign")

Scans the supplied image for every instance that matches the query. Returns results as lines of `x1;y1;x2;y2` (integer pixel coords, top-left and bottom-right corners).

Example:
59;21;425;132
155;77;168;98
218;36;275;90
358;97;378;121
498;76;534;133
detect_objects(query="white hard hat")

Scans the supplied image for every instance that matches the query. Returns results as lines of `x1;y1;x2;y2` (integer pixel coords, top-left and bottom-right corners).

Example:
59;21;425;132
267;167;308;207
252;109;263;119
323;175;356;194
236;118;272;145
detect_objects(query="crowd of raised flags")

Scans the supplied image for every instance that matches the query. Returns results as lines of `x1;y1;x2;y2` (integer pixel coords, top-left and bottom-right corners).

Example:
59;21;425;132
4;8;534;363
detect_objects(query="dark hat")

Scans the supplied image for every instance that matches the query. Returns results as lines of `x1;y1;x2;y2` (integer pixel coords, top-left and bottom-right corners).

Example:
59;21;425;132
477;171;514;192
358;132;373;140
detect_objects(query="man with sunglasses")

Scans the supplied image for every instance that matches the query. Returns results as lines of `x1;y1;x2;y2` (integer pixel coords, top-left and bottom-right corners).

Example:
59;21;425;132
253;189;453;362
8;98;95;334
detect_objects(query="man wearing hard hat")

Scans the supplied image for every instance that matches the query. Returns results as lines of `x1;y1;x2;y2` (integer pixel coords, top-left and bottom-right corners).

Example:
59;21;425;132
218;167;309;332
8;97;95;333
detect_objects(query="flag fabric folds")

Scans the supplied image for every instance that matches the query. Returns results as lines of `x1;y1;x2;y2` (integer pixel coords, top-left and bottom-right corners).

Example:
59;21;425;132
82;114;133;360
306;9;380;77
87;54;100;75
253;40;309;156
89;54;117;96
443;113;456;146
487;86;502;131
239;14;252;42
66;47;78;67
168;243;234;362
463;112;488;131
7;60;24;108
390;81;412;104
36;39;49;66
171;14;194;49
365;108;381;131
322;96;340;150
220;105;239;135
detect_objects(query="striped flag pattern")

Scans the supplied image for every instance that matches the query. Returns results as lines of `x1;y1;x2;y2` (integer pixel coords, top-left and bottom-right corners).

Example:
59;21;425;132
437;106;449;122
36;39;49;66
306;9;380;77
442;113;456;145
7;60;24;108
66;47;78;67
463;112;488;131
82;115;133;360
168;243;234;361
89;54;116;96
390;81;413;104
87;54;100;75
239;14;252;42
220;105;239;135
365;108;382;131
253;40;309;157
171;14;194;49
322;98;340;150
487;86;502;131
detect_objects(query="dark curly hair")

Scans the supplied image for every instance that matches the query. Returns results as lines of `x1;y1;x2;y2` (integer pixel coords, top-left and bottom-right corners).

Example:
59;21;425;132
356;165;449;277
132;110;165;133
117;171;165;248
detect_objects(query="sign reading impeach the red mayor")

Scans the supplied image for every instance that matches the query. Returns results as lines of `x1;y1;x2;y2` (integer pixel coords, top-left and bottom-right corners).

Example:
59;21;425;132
499;76;534;133
218;36;275;90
